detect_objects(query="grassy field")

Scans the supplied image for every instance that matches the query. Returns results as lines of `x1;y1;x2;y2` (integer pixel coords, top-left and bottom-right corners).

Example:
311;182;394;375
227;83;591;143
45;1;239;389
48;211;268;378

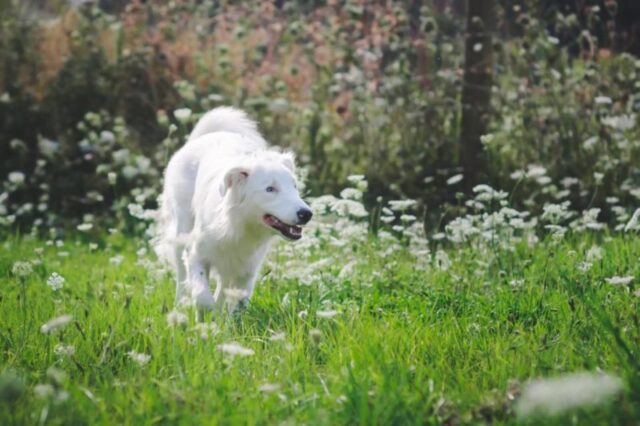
0;233;639;425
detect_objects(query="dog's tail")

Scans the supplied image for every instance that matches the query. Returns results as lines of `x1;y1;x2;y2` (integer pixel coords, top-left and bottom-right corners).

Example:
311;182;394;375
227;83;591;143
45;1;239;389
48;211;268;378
188;106;265;146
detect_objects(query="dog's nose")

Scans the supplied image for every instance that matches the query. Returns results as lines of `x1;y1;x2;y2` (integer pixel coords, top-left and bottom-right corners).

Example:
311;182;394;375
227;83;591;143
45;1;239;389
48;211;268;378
297;208;313;224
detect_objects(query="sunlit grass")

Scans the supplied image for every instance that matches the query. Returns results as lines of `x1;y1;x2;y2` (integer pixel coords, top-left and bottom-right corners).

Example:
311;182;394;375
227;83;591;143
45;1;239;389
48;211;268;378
0;233;638;425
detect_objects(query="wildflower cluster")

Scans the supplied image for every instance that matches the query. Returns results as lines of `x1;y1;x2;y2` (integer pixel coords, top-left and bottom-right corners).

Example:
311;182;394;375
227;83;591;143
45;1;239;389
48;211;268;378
0;2;638;236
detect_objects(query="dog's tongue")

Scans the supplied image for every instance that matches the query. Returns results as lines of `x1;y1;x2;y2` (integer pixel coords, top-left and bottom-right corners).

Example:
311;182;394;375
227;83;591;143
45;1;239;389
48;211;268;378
264;215;280;227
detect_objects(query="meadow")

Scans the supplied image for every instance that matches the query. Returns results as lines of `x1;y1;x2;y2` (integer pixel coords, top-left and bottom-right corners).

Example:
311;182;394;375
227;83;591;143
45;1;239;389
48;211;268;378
1;184;640;424
1;1;640;424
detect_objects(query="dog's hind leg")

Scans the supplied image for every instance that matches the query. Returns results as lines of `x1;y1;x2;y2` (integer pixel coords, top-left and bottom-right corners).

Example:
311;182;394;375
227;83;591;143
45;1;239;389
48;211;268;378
172;208;194;305
174;245;188;304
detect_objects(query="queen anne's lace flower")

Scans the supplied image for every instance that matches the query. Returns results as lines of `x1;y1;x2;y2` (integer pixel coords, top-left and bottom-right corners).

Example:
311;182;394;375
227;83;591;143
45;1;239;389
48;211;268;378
47;273;65;291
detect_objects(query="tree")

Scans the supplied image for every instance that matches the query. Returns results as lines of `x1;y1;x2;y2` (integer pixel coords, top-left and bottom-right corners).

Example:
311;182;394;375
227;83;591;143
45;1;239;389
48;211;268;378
459;0;496;191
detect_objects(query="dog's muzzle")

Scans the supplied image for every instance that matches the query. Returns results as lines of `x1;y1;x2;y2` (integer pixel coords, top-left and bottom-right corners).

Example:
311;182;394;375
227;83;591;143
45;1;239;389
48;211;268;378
263;214;304;240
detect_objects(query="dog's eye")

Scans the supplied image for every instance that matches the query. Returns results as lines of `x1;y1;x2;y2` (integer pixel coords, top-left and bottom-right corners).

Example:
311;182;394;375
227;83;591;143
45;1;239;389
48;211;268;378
266;186;276;193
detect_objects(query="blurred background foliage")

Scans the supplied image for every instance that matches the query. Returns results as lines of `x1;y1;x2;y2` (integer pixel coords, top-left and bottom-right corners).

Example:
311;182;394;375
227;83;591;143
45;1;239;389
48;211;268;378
0;0;639;232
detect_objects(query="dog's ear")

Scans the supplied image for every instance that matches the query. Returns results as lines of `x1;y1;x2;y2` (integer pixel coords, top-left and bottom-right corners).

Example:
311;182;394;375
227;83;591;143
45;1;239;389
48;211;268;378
220;167;249;197
281;152;295;173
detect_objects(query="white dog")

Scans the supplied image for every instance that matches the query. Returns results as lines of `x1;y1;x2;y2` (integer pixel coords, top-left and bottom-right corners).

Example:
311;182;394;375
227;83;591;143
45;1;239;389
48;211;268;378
155;107;312;320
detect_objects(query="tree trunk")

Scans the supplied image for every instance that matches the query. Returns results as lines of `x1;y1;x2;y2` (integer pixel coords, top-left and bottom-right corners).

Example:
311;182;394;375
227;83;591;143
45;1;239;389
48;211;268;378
459;0;496;191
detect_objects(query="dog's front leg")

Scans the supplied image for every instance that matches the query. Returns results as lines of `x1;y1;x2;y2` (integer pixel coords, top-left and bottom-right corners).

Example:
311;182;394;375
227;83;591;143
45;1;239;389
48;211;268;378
215;273;256;315
187;256;214;322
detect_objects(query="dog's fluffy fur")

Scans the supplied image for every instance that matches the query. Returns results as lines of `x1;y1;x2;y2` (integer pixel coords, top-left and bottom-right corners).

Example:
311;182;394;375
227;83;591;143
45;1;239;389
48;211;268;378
155;107;311;320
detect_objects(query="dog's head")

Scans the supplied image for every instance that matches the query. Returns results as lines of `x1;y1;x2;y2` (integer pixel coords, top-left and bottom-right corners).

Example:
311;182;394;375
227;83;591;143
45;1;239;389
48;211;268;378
220;152;312;241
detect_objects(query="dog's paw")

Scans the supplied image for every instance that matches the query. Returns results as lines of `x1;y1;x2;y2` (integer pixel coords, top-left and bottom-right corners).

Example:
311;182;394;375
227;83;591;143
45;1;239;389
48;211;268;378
192;287;215;311
233;298;250;314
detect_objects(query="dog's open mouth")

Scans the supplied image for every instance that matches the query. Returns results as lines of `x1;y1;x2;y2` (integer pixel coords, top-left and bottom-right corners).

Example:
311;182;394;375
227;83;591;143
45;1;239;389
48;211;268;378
263;214;302;240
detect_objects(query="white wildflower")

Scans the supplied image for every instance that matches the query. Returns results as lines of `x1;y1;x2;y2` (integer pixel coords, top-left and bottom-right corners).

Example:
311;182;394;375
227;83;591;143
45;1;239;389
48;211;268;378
593;172;604;185
434;250;451;270
473;184;508;201
330;199;368;218
54;344;75;357
269;331;286;342
268;98;288;114
218;342;254;357
128;203;144;219
174;108;192;124
381;207;394;216
446;216;478;243
605;276;633;286
38;138;59;157
193;322;219;340
541;202;572;224
347;175;365;184
54;390;69;404
317;310;340;319
8;171;25;186
526;165;547;178
167;310;188;327
560;177;579;188
46;367;66;386
112;149;130;164
258;383;281;393
546;225;567;241
388;200;417;212
583;136;598;150
480;134;494;145
41;315;73;333
122;165;137;180
594;96;612;105
577;261;592;273
109;255;124;266
127;350;151;365
510;170;525;180
515;372;623;418
602;114;635;131
107;172;117;185
585;246;603;262
99;130;115;144
309;328;322;343
400;214;417;223
77;223;93;232
340;187;362;201
571;208;604;231
11;261;33;277
510;279;524;288
380;216;395;224
536;175;552;186
446;174;463;185
47;273;65;291
34;384;55;399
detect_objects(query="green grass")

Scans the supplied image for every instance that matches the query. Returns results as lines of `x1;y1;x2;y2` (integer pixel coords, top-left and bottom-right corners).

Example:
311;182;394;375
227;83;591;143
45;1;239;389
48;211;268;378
0;234;638;425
